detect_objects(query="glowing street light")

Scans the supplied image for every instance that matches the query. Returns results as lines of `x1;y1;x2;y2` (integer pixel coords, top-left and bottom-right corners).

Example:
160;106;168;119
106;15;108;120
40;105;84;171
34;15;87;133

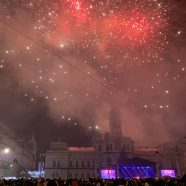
3;148;10;154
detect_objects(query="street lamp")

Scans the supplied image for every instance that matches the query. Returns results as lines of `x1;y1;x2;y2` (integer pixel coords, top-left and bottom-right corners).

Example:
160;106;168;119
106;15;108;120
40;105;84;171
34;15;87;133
2;148;11;177
3;148;10;154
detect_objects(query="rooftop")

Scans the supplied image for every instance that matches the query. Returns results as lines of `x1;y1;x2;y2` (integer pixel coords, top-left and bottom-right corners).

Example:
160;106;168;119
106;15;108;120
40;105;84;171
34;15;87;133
68;147;96;152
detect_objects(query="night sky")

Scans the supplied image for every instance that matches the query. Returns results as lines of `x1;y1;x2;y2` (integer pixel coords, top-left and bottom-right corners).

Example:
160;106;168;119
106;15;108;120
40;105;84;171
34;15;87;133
0;0;186;149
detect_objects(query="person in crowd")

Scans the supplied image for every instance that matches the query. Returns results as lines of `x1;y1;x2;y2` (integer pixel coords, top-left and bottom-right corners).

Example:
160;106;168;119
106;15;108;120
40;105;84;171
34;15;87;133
0;177;185;186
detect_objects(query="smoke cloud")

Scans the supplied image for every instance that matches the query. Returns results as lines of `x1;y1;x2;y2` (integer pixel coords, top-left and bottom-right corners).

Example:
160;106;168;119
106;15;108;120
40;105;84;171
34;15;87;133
0;1;186;148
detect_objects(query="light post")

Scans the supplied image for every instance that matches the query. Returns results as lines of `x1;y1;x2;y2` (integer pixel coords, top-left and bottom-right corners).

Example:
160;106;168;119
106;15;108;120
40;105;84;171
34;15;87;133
2;147;11;177
3;148;10;154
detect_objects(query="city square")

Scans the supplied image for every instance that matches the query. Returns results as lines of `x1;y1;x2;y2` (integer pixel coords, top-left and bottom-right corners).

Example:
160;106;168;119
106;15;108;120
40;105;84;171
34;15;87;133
0;0;186;185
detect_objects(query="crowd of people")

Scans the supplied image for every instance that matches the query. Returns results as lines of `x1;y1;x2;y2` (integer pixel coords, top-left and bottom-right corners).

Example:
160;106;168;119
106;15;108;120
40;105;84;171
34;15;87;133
0;176;185;186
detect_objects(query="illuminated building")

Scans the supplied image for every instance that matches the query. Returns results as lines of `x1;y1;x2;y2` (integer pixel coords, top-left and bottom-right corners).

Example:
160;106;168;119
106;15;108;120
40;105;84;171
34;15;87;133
45;108;134;179
0;122;36;178
44;109;186;178
45;141;98;178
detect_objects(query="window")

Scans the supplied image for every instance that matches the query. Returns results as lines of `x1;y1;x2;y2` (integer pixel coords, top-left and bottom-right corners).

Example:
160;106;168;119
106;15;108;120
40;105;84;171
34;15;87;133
109;144;112;151
126;144;130;151
109;157;112;163
107;157;111;164
106;144;109;151
92;161;95;168
76;161;78;168
57;161;60;168
97;168;99;173
115;144;117;150
69;161;73;168
81;161;84;168
87;161;90;168
122;144;126;151
98;145;102;151
53;161;56;168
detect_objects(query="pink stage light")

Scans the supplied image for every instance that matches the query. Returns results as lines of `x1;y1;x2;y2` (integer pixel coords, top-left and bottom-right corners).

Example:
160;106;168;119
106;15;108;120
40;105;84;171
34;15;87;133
161;170;176;177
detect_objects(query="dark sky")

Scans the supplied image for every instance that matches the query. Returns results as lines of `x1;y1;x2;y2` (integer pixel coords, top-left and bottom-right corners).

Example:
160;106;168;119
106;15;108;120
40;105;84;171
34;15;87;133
0;0;186;149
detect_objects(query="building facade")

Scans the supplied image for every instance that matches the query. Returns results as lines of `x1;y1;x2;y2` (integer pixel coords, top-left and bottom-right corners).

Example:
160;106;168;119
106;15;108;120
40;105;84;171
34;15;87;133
45;108;134;179
94;133;134;169
44;109;186;178
45;133;134;179
0;122;35;178
45;137;186;179
133;141;186;177
45;141;99;179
